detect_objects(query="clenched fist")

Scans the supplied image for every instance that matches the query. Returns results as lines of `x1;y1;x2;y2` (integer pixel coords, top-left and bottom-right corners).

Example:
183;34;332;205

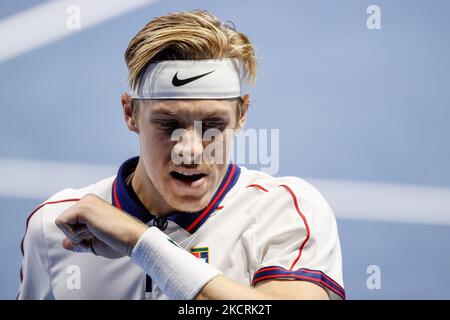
55;193;149;258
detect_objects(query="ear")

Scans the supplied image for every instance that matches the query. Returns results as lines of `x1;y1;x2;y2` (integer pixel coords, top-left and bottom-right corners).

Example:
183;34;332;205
236;94;250;132
121;93;139;133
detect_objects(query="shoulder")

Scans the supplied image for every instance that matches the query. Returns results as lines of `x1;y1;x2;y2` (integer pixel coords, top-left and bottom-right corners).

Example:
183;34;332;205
236;167;336;224
239;167;330;207
35;175;115;218
47;175;116;203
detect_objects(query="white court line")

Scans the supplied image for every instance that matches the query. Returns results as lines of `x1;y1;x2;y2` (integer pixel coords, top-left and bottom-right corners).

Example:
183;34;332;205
309;178;450;226
1;158;450;226
0;158;116;199
0;0;159;63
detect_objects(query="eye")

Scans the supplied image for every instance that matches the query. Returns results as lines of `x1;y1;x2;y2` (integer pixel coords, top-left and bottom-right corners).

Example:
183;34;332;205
202;119;227;131
153;120;180;133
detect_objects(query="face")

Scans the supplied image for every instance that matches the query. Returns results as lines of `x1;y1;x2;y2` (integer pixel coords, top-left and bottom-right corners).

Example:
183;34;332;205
132;98;243;213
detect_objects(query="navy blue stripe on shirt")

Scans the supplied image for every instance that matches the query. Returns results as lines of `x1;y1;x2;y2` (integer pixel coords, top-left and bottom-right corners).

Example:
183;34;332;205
252;266;345;299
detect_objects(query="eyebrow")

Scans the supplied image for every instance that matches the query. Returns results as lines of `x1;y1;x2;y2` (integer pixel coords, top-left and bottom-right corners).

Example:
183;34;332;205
151;108;179;117
204;111;230;118
151;107;230;119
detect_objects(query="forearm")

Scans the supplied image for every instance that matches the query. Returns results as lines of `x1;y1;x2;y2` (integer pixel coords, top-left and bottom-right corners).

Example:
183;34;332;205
195;275;277;300
195;275;329;300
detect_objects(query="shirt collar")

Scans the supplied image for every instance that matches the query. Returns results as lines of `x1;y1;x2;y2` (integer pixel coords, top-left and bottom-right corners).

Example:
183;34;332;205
111;156;240;234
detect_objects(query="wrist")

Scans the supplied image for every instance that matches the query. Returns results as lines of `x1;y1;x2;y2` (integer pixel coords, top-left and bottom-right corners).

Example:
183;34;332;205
131;227;223;300
127;223;149;256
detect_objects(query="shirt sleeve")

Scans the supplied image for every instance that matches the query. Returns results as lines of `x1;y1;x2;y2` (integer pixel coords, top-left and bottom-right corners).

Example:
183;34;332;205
17;206;54;300
248;178;345;300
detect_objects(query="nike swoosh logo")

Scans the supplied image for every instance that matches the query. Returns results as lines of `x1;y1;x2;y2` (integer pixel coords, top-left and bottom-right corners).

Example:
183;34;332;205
172;70;215;87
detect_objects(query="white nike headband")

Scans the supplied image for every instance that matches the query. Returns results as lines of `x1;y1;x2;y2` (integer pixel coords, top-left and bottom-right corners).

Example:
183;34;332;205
129;58;242;99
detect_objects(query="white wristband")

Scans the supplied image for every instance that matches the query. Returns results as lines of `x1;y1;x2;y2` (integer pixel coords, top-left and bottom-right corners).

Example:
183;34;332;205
131;227;222;300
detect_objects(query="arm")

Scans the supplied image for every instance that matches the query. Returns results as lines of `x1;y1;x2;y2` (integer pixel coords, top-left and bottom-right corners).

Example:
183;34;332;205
244;180;346;300
55;193;329;300
197;275;328;300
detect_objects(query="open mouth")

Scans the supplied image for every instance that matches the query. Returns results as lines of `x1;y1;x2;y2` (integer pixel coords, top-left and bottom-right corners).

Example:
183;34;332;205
170;171;207;183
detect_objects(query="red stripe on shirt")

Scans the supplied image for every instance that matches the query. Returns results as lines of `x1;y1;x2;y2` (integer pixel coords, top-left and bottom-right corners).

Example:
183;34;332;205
20;198;80;255
252;273;345;300
186;164;236;233
17;198;80;299
246;184;269;192
112;179;122;209
245;183;311;270
254;266;344;293
279;184;311;271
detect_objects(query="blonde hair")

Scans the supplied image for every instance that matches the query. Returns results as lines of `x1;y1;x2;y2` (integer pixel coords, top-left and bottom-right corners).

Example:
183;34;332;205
124;10;257;92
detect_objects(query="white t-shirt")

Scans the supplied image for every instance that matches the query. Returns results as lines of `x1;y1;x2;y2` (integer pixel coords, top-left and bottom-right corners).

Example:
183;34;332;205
17;156;345;300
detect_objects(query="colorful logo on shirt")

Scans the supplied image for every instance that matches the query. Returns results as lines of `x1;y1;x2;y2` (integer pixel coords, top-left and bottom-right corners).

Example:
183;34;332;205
190;247;209;264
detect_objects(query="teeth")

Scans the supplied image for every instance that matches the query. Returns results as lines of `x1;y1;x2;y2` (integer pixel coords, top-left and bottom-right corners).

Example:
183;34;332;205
174;171;202;176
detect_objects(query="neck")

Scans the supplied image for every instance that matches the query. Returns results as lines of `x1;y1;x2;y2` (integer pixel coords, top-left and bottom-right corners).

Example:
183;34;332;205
131;159;174;217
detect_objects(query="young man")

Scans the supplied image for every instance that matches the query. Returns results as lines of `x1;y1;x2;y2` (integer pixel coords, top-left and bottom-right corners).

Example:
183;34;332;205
18;10;345;300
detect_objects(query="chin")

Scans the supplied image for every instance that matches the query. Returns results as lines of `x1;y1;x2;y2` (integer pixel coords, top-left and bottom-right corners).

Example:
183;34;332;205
169;195;210;213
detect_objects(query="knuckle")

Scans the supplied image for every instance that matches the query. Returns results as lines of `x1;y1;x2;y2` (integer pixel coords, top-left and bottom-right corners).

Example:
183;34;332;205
82;193;97;202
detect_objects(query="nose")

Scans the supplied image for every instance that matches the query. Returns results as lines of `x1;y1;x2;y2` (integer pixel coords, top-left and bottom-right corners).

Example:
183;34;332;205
171;126;203;165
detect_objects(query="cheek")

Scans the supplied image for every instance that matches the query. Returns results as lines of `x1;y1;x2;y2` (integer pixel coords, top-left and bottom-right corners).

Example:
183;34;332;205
139;128;174;161
205;130;234;160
